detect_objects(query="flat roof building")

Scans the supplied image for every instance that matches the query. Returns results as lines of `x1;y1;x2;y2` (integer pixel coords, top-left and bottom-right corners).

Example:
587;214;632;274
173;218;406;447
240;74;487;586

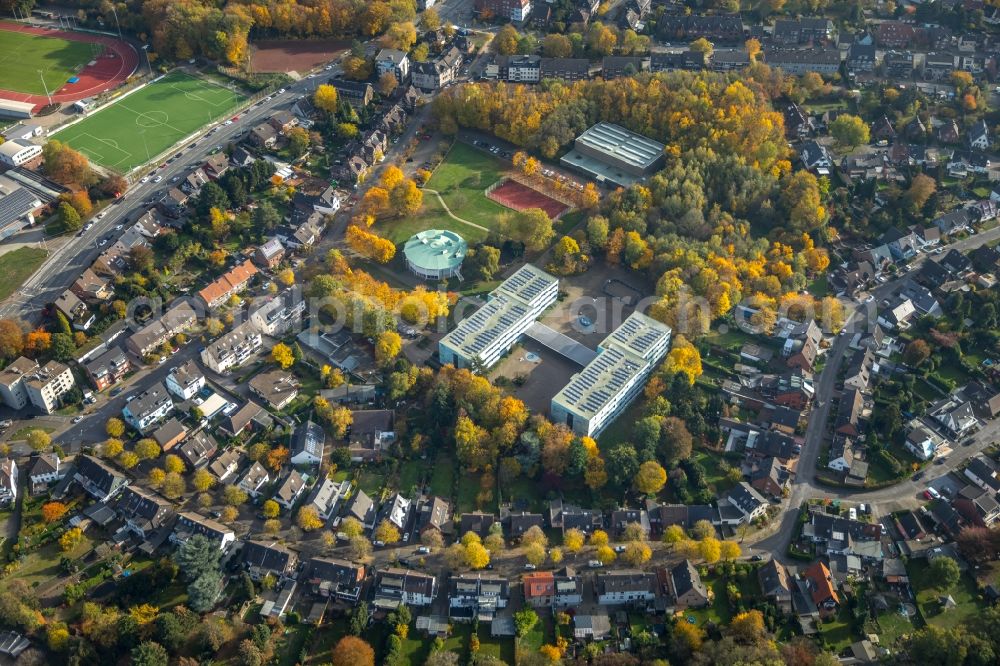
560;122;665;187
551;311;671;437
439;264;558;370
404;229;467;280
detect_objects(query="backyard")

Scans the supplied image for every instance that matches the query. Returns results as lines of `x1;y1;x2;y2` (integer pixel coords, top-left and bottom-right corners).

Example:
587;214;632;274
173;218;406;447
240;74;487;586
908;558;985;630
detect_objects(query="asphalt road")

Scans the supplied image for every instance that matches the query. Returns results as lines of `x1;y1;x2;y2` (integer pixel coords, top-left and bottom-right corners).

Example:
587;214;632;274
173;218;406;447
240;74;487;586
753;224;1000;562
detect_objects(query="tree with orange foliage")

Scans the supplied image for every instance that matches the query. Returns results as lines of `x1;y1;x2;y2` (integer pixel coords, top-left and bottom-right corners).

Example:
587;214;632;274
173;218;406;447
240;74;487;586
23;329;51;356
41;501;69;523
360;187;389;217
264;446;289;472
331;636;375;666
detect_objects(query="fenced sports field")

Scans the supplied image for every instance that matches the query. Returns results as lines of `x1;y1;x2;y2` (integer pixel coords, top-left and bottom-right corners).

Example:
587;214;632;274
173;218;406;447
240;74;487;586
0;25;97;95
486;177;570;219
55;71;246;172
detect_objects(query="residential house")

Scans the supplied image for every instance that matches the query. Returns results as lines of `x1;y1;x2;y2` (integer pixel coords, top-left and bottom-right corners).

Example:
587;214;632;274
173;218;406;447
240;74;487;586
250;287;306;338
164;360;205;401
0;357;76;414
657;14;745;43
346;488;377;529
772;17;834;45
171;512;235;550
721;482;768;523
115;485;174;544
964;454;1000;494
28;453;62;492
574;613;612;640
940;248;973;277
201;322;263;373
954;485;1000;527
970;119;991;151
764;48;840;75
55;290;94;331
346;409;395;462
928;397;979;439
124;302;197;357
898;281;941;317
328;79;374;108
835;388;867;439
197;260;258;310
884;50;914;78
505;511;544;540
242;540;298;580
374;568;437;609
313;185;342;216
523;570;576;609
474;0;532;21
152;418;188;452
71;268;113;302
540;57;591;80
411;47;462;90
178;430;219;469
238;462;270;498
382;493;413;533
843;349;874;391
306;557;365;601
549;498;605;534
595;570;656;607
219;400;272;438
308;477;352;520
84;345;132;391
416;496;451;537
847;41;876;72
758;559;792;612
800;141;833;174
268;110;296;134
73;455;128;502
376;49;410;82
208;449;241;481
250;123;278;149
449;573;509;622
903;427;938;460
878;298;917;331
750;457;788;498
249;370;300;411
253;239;285;269
665;560;710;609
203;153;230;180
800;561;840;616
122;381;174;433
602;56;648;78
828;436;857;473
459;512;498;538
0;460;16;504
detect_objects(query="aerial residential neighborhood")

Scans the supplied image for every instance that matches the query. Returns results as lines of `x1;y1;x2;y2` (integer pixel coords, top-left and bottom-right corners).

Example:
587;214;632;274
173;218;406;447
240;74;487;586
3;0;1000;664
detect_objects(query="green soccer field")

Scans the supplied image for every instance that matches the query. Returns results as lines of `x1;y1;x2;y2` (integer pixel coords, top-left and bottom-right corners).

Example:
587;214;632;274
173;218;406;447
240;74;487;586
0;28;97;95
55;71;247;172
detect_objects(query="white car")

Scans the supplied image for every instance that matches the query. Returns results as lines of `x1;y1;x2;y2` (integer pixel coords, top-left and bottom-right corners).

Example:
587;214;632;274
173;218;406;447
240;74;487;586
524;563;536;570
224;120;233;125
97;211;107;219
278;88;286;94
153;175;163;183
325;65;332;70
115;224;124;230
588;560;603;568
140;176;149;183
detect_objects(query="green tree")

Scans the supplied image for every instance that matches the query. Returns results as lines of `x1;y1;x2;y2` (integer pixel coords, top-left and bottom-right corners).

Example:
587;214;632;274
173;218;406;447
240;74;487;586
57;201;82;231
174;535;221;580
929;556;961;590
829;114;870;148
187;571;222;612
513;608;539;637
131;641;169;666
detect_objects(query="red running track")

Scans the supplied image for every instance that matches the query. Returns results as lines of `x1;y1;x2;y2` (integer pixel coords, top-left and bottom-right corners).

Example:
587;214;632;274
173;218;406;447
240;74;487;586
489;179;570;219
0;20;138;113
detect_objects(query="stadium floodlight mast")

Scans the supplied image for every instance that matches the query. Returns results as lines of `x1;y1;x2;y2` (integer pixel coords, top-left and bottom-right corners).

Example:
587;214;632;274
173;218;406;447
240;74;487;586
142;44;152;76
109;4;123;40
37;70;53;107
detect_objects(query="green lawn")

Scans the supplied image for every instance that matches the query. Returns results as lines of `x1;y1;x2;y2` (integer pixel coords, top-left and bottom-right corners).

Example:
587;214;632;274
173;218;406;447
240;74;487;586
8;424;55;441
817;607;856;652
691;450;738;494
55;70;246;171
12;534;94;587
908;558;985;630
426;142;509;220
875;607;919;646
397;463;422;495
684;575;732;626
0;247;47;302
354;468;387;497
0;28;97;95
429;456;455;498
380;193;488;245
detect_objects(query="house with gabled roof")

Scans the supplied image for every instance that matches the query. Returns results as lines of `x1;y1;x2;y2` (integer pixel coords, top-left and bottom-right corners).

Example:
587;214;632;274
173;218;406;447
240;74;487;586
306;557;365;601
758;559;792;612
274;471;307;510
74;455;128;502
242;540;298;581
237;461;270;497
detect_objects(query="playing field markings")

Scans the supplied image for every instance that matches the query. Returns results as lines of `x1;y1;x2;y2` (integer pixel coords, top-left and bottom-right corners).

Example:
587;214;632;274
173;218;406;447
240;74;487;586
70;132;132;168
116;102;187;136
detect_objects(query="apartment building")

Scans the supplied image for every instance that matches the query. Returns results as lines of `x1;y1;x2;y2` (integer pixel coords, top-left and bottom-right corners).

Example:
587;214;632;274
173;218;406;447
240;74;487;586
200;322;263;373
0;357;76;414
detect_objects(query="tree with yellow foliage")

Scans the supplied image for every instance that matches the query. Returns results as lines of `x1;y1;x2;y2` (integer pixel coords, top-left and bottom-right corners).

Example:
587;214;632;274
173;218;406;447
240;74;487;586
59;527;83;552
634;460;667;495
374;519;401;544
271;342;295;369
390;179;423;215
465;542;491;569
589;529;609;547
563;528;585;553
720;540;741;561
375;330;402;367
622;541;652;566
595;545;616;565
360;186;390;217
277;268;295;287
345;225;396;264
381;165;404;190
730;609;766;644
314;84;339;113
661;335;702;385
297;506;324;531
698;536;721;563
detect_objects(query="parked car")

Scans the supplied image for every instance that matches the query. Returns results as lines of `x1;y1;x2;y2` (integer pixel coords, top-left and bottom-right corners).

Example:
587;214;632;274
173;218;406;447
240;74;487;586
588;560;603;568
924;487;941;500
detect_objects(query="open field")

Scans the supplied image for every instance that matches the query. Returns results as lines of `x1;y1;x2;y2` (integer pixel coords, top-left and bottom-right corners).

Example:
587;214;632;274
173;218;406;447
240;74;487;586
0;27;96;95
250;38;349;73
0;247;47;302
56;71;246;172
